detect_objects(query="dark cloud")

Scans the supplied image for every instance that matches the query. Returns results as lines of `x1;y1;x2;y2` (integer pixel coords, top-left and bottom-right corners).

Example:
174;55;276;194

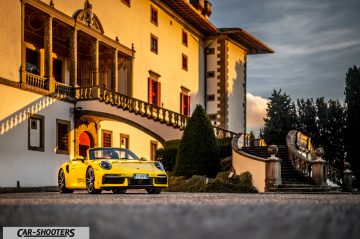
210;0;360;101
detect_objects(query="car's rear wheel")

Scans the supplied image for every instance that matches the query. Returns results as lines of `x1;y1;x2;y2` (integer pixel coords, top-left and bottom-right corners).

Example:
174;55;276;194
112;189;127;194
86;167;102;194
58;169;73;194
146;188;162;194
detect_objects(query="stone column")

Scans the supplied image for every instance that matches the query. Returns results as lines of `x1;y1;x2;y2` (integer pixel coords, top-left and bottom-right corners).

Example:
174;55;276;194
342;162;353;192
70;28;78;87
44;14;54;91
311;148;327;185
91;39;99;86
20;0;26;86
265;145;282;192
112;49;118;91
127;44;135;97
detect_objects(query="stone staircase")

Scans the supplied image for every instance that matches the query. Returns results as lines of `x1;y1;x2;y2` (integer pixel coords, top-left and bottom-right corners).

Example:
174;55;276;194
241;145;332;193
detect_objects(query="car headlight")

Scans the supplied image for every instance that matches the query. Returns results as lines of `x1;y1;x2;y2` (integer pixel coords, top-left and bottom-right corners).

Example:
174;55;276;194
154;161;165;171
99;161;112;170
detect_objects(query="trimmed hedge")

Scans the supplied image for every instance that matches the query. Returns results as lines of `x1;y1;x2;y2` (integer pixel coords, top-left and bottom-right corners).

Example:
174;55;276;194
156;137;232;173
167;171;258;193
174;105;220;178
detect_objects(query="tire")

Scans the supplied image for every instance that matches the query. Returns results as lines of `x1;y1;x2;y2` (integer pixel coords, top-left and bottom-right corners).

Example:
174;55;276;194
58;169;73;194
86;167;102;194
112;189;127;194
146;188;162;194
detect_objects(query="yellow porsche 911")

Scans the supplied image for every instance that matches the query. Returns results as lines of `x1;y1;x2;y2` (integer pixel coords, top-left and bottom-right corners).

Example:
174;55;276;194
58;147;168;194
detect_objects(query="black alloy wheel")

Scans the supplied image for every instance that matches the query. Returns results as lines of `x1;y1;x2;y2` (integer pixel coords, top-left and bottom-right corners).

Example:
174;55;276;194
58;169;73;193
86;167;102;194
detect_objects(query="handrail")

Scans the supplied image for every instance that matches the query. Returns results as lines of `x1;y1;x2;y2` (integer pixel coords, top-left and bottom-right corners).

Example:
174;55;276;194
232;133;253;151
25;72;48;90
18;79;236;137
55;81;75;97
75;86;236;137
287;130;315;177
287;130;342;186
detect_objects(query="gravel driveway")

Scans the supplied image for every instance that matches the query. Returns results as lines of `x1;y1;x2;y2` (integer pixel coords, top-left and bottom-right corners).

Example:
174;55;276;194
0;191;359;239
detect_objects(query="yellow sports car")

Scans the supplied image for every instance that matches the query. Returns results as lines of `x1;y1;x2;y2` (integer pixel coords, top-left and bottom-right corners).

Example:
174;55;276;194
58;147;168;194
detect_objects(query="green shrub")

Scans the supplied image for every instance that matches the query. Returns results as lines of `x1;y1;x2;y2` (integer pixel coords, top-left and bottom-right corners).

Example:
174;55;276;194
167;171;258;193
220;156;232;172
217;137;232;158
174;105;219;178
156;134;233;173
155;140;181;172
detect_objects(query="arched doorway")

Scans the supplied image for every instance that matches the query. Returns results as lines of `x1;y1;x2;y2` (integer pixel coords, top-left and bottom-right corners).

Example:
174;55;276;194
79;131;94;157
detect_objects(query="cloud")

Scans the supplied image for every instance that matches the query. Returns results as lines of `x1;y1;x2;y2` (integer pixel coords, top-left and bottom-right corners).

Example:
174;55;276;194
246;93;269;137
211;0;360;101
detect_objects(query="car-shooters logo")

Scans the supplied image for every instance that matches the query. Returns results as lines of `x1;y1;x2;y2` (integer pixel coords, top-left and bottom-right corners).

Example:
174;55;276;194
3;227;89;239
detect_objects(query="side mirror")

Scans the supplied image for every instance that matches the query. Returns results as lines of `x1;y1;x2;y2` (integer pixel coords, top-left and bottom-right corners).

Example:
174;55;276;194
140;157;147;161
72;156;85;162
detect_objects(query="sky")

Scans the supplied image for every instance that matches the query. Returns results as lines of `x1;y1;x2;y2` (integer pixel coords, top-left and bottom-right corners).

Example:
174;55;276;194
209;0;360;135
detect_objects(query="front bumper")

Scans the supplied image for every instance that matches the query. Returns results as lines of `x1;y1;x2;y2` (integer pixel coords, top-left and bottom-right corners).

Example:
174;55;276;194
98;174;168;190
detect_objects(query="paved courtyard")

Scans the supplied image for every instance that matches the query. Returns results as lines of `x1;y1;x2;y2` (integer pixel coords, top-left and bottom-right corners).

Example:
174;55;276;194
0;191;359;239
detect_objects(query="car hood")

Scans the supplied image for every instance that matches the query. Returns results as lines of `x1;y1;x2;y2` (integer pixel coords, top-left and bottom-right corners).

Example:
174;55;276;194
103;160;159;173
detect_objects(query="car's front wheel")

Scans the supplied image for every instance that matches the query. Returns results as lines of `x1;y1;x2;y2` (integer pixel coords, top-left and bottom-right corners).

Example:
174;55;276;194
86;167;102;194
112;189;127;194
146;188;162;194
58;169;73;194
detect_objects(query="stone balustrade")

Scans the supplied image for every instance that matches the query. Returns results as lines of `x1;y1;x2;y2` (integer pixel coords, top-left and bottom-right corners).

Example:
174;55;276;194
25;72;48;90
76;86;236;137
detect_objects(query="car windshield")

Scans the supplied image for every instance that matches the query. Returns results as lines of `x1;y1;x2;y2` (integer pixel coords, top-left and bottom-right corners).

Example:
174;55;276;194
89;148;139;160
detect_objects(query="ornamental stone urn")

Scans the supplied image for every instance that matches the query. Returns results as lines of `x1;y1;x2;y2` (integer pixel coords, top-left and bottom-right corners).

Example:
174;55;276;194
315;147;325;159
268;145;278;158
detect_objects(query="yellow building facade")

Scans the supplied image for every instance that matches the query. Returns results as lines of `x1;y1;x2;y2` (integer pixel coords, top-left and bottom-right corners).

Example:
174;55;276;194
0;0;272;188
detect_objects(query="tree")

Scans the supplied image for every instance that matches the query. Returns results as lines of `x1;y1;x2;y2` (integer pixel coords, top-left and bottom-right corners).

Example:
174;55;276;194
174;105;219;178
345;65;360;178
325;100;346;168
296;98;318;143
315;97;329;148
263;89;297;145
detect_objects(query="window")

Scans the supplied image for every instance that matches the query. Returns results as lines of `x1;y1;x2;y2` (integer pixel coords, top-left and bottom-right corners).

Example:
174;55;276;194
26;48;40;75
53;58;63;83
120;134;130;149
208;114;217;121
182;54;188;71
150;34;158;54
56;119;70;154
28;114;44;152
182;30;188;47
208;114;217;125
207;71;215;78
206;48;215;55
121;0;130;7
150;5;158;26
180;88;191;116
150;141;158;161
102;130;112;147
148;78;161;106
207;94;215;101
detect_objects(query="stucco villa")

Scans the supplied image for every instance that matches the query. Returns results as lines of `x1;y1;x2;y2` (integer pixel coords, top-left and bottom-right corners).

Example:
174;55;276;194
0;0;273;189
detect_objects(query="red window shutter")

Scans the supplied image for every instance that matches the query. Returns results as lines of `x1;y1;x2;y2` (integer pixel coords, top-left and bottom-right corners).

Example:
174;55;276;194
157;81;161;106
187;95;191;116
148;78;152;104
180;93;183;114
